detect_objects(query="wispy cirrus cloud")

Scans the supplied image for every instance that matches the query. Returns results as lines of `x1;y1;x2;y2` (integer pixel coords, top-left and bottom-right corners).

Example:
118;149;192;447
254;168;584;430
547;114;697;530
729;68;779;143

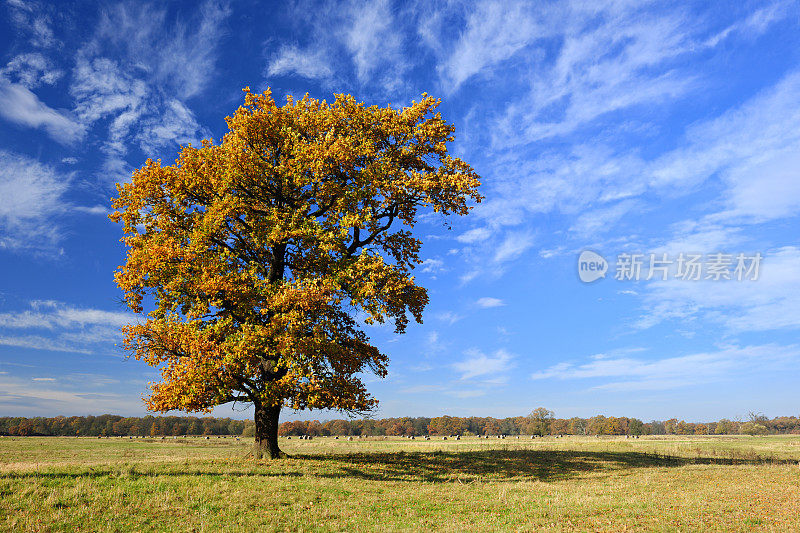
532;344;800;391
650;69;800;221
0;300;135;354
434;311;463;325
0;150;114;252
0;375;140;416
265;0;410;93
635;246;800;333
5;0;59;48
0;300;134;329
476;297;504;308
91;0;231;99
65;1;228;180
1;52;63;88
433;0;546;92
0;78;85;144
267;45;334;81
456;227;492;244
453;348;515;381
0;150;69;251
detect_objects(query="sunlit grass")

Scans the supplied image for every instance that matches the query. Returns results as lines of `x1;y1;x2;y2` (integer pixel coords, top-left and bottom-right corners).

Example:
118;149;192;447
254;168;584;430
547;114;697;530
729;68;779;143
1;435;799;531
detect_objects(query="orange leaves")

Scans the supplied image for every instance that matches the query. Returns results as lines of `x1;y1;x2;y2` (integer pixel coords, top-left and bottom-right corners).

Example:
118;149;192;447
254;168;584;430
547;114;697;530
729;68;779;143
110;86;481;416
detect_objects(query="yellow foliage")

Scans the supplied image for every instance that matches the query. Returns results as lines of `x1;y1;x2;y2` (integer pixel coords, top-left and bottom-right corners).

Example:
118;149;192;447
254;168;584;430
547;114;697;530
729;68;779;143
110;87;481;415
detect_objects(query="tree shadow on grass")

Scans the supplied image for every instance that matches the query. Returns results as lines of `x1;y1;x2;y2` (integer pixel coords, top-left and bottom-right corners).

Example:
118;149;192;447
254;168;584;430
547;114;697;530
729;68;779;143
300;449;797;483
1;449;793;484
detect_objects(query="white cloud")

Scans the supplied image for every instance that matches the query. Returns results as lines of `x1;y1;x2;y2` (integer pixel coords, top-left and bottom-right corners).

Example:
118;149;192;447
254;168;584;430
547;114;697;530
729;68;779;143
0;77;85;143
491;3;697;146
493;230;535;263
74;205;109;216
437;0;544;91
137;99;210;155
453;348;515;380
434;311;462;325
650;69;800;220
0;300;135;354
0;376;140;416
70;56;148;124
424;330;447;356
0;335;93;354
456;226;492;243
1;52;62;88
457;36;800;293
474;145;646;230
6;0;58;48
569;200;640;238
93;0;231;99
637;246;800;333
70;53;208;179
420;258;446;274
532;344;800;391
476;297;505;308
704;1;792;47
267;45;334;80
264;0;408;92
63;1;229;179
0;150;68;251
344;0;405;87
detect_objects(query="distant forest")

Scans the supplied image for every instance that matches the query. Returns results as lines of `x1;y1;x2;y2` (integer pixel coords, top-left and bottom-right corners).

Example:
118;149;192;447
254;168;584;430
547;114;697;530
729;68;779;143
1;411;797;437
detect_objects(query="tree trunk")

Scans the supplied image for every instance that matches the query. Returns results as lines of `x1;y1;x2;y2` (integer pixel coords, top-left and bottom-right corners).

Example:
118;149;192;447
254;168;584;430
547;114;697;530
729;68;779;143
254;403;282;459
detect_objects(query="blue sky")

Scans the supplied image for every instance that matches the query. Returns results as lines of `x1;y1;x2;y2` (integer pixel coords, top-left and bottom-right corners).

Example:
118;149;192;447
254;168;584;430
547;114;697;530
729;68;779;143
1;0;799;422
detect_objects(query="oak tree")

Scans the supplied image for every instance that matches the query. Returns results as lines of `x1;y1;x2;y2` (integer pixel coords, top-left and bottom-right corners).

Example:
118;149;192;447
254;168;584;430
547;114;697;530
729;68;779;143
110;88;481;458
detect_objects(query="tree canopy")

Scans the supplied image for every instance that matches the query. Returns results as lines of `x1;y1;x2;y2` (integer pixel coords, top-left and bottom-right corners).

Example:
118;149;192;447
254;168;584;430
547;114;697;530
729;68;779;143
110;87;481;458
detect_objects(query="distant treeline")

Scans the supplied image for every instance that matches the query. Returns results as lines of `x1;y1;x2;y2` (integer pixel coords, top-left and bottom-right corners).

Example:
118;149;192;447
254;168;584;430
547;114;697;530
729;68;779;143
0;415;246;437
2;412;798;437
277;413;799;437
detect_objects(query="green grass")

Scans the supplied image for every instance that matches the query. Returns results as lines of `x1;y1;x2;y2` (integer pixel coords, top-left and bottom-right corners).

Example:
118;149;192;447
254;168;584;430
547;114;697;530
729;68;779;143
1;435;799;531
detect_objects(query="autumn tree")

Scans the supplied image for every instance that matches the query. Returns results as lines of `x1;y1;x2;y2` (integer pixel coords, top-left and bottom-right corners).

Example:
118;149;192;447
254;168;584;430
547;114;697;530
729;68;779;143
110;88;481;459
428;415;468;436
528;407;554;436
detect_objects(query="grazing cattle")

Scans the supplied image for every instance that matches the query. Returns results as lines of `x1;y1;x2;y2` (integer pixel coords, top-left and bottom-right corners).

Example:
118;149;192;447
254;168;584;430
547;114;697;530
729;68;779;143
347;436;353;441
442;436;447;440
455;435;460;440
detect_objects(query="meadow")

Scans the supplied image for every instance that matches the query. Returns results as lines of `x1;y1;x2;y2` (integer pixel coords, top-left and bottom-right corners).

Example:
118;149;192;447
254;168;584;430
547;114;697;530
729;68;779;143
1;434;798;531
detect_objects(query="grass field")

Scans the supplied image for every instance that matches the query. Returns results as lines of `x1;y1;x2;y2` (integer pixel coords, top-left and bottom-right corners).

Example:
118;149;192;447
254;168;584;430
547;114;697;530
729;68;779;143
1;434;799;531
